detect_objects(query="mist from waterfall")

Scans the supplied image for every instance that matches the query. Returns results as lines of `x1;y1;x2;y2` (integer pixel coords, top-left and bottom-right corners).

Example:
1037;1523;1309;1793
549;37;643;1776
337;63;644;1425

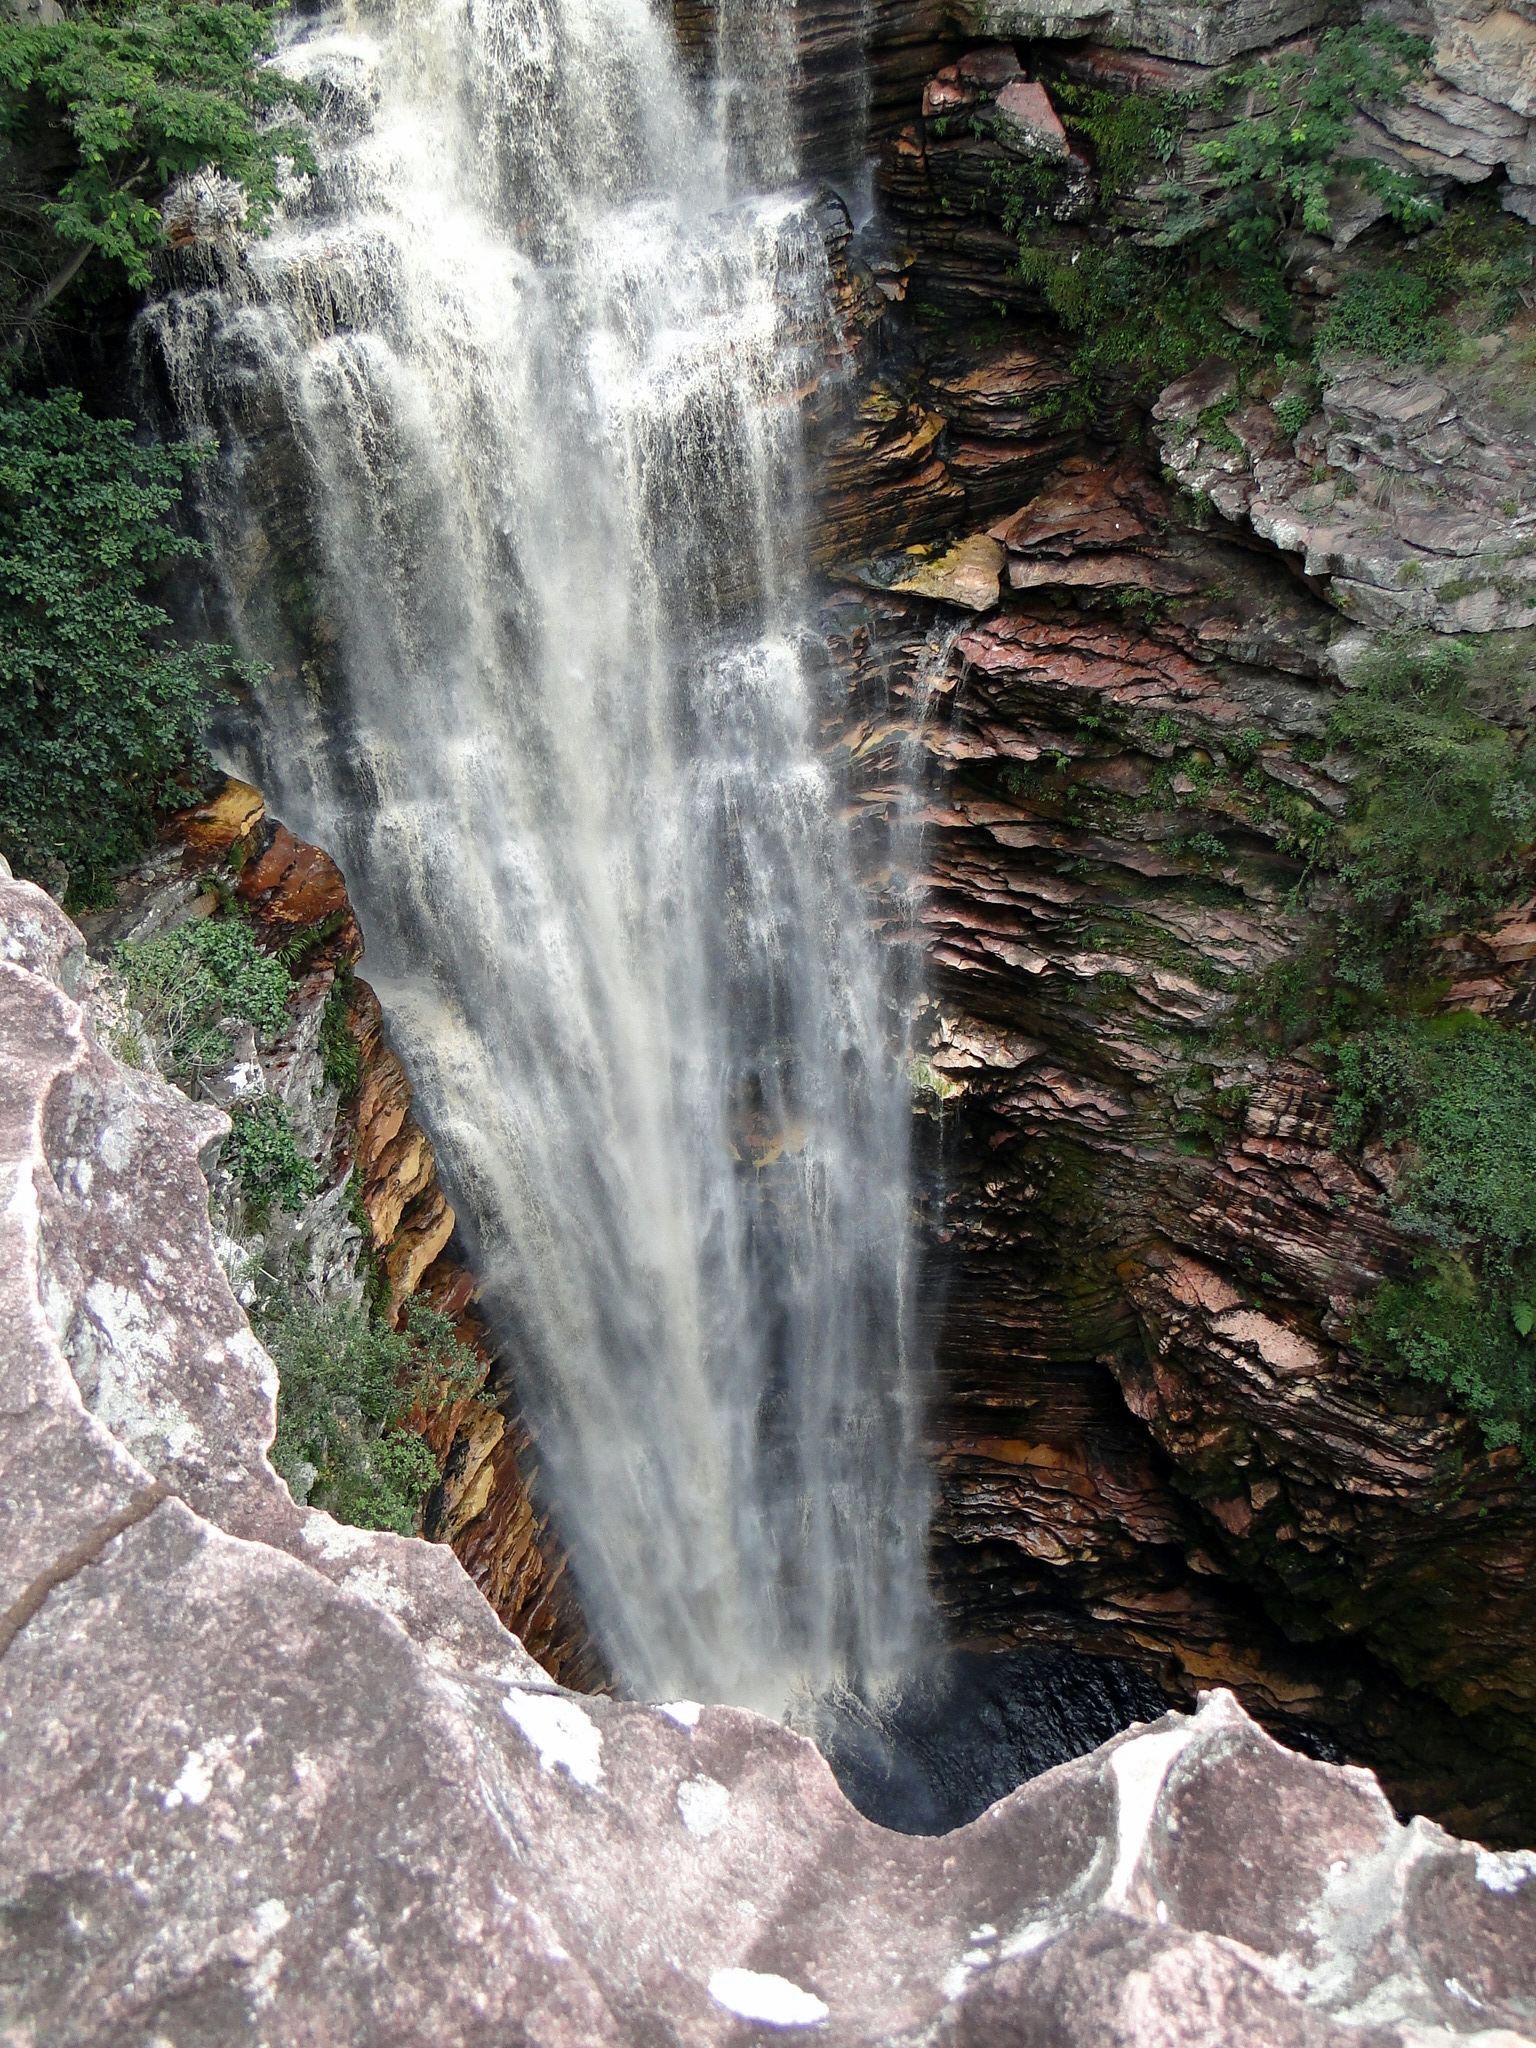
144;0;930;1708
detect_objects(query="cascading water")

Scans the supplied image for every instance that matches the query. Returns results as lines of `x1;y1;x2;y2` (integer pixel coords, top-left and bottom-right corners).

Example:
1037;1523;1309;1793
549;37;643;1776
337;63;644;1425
144;0;930;1707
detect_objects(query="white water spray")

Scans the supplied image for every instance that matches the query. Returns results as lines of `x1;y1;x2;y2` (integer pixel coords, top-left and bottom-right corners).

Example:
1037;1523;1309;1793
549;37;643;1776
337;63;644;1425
143;0;929;1706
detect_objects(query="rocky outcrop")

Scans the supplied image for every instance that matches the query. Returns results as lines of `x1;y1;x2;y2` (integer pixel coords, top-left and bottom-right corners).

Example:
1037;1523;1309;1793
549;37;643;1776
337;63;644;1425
1154;352;1536;634
811;548;1536;1840
73;780;600;1690
4;877;1533;2041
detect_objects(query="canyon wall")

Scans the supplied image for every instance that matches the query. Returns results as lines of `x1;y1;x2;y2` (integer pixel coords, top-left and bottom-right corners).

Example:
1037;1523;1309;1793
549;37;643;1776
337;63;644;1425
776;0;1536;1841
75;779;601;1687
116;0;1536;1840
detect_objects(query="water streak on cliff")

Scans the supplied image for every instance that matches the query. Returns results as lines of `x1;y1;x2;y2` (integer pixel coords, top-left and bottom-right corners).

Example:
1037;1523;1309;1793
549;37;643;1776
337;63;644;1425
143;0;928;1706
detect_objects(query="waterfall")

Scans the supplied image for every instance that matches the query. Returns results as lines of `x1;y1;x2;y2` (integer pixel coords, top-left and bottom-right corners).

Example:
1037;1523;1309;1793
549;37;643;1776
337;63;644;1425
143;0;929;1708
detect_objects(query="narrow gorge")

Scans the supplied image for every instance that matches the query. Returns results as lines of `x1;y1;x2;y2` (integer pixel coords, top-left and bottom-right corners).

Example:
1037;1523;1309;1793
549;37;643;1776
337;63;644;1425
6;0;1536;2036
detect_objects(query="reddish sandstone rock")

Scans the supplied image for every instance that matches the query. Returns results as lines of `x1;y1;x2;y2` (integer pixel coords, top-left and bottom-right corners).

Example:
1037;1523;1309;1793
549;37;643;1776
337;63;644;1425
236;822;353;931
994;78;1070;158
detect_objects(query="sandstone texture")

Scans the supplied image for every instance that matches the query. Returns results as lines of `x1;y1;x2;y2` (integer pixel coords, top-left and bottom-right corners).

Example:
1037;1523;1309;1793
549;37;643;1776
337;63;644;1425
1154;353;1536;634
4;863;1535;2042
815;549;1536;1839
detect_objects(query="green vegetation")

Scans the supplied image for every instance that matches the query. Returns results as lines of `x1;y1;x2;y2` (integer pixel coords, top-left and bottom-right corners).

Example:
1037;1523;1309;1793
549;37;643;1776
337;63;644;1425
0;0;313;341
116;911;291;1072
1319;270;1438;365
1228;638;1535;1039
226;1093;318;1221
1328;638;1536;972
1053;81;1189;206
0;0;307;896
263;1296;488;1534
1195;24;1437;243
1008;239;1239;422
115;914;319;1221
319;963;362;1099
910;1053;961;1102
1330;1018;1536;1461
0;390;251;896
993;25;1482;414
1217;635;1536;1457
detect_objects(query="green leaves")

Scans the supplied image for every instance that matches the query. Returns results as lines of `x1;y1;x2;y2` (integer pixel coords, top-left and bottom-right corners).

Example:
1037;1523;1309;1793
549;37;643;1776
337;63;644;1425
1197;22;1433;246
115;913;294;1073
0;388;254;889
227;1094;320;1219
1051;82;1192;205
1006;25;1449;414
1319;270;1439;365
263;1296;489;1536
1332;1016;1536;1459
1327;639;1536;938
1;0;315;304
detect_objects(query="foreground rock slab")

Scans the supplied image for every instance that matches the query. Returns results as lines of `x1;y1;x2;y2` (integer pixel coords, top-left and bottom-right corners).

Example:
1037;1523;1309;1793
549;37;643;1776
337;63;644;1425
2;869;1534;2046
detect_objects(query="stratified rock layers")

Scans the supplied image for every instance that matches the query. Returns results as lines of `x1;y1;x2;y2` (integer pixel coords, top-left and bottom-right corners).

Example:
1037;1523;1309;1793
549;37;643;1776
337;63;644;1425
795;0;1536;1843
3;865;1534;2042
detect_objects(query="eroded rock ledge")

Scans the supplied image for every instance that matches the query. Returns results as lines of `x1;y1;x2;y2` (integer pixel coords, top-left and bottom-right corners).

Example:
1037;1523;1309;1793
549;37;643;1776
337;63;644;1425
2;863;1533;2042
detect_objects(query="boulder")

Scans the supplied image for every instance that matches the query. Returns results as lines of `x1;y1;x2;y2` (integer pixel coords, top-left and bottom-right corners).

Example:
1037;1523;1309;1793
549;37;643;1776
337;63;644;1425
994;79;1070;159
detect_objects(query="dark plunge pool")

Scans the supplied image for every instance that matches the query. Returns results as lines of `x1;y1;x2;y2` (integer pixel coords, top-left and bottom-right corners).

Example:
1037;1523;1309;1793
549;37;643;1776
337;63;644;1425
806;1648;1172;1835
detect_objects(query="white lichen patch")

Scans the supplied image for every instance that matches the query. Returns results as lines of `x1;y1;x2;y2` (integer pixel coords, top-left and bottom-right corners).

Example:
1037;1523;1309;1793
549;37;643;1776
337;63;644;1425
503;1690;603;1788
338;1563;411;1618
657;1700;702;1728
707;1968;828;2028
223;1325;279;1404
79;1279;204;1463
300;1515;373;1560
1476;1847;1536;1894
165;1749;216;1809
677;1776;730;1839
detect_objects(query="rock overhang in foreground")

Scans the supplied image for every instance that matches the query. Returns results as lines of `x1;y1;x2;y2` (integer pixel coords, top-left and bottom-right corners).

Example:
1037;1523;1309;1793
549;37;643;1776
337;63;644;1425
2;866;1534;2046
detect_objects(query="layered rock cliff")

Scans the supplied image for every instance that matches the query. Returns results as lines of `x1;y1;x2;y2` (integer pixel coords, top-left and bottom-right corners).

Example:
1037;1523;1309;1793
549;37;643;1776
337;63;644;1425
105;0;1536;1850
4;866;1534;2044
788;0;1536;1843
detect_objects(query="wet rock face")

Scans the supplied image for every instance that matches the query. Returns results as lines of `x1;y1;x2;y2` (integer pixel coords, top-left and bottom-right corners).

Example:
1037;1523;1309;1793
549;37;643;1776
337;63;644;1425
3;871;1534;2041
820;547;1536;1840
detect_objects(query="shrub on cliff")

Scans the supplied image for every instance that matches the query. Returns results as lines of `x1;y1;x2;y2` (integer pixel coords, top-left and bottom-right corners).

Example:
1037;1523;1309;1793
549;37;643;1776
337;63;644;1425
0;389;251;899
1332;1017;1536;1461
226;1094;319;1222
263;1296;488;1536
1007;24;1445;412
1328;637;1536;949
1196;23;1439;244
115;911;291;1075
